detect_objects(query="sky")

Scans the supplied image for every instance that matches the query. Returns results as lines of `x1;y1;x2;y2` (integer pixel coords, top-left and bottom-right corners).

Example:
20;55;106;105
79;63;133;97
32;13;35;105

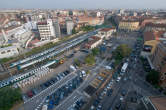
0;0;166;9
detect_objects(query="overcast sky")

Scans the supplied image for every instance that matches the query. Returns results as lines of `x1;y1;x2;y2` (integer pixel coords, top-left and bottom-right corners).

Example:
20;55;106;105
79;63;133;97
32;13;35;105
0;0;165;9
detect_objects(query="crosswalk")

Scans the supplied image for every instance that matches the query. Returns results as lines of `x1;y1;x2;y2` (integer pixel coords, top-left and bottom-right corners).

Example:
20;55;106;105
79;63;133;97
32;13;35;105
35;97;46;110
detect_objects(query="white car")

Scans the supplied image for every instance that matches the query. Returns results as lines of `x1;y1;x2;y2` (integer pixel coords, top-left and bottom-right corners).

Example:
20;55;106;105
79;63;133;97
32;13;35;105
116;77;121;82
117;77;121;80
107;86;111;89
82;70;86;77
105;66;112;70
120;97;124;101
90;105;95;110
116;79;120;82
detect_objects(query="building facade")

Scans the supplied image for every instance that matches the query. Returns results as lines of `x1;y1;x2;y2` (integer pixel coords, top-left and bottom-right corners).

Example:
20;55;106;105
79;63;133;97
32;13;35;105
37;19;56;41
118;20;140;31
66;20;74;35
54;20;61;38
148;42;166;87
84;36;102;49
77;16;104;26
145;23;166;32
98;28;116;39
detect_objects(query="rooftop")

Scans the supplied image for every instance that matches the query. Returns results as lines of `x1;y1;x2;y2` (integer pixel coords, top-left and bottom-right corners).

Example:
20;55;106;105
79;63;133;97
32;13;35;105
144;31;166;42
100;28;116;32
145;23;166;28
120;20;140;22
37;21;47;25
85;36;101;47
149;96;166;110
143;31;156;42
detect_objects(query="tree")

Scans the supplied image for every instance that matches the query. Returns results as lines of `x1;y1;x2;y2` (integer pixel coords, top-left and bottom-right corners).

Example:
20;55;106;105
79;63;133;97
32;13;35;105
81;25;94;32
85;54;95;65
113;44;132;60
72;28;77;34
74;58;81;67
146;69;160;85
92;48;100;56
0;87;22;110
0;57;14;63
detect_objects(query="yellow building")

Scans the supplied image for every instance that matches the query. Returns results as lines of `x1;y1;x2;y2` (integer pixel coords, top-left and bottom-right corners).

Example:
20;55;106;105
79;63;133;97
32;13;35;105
141;31;159;57
118;20;140;31
141;40;159;58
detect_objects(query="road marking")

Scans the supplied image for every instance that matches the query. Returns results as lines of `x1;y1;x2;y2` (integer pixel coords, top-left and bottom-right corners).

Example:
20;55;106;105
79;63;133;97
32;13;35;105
55;86;83;109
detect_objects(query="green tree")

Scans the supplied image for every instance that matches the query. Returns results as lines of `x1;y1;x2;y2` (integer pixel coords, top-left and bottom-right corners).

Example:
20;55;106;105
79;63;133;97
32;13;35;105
0;57;14;63
113;44;132;60
0;87;22;110
92;48;100;56
74;58;81;67
146;70;160;85
72;28;77;34
85;54;95;65
81;25;94;32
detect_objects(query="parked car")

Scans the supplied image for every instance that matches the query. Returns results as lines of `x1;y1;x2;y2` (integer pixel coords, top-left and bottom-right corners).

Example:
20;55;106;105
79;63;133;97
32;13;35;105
27;90;34;98
121;90;126;96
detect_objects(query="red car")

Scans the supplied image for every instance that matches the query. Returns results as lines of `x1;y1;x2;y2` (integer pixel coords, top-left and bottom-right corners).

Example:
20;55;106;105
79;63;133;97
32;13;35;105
27;91;33;98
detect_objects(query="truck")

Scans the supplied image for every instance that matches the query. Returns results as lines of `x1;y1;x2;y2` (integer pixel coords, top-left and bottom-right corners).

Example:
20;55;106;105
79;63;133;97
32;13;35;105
120;62;128;75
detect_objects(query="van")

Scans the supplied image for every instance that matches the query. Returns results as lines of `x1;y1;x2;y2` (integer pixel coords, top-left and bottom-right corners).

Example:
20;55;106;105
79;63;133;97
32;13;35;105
70;65;76;71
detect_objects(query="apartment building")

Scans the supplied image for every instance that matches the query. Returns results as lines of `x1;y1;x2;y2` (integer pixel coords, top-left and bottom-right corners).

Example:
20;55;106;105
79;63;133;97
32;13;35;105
142;30;166;87
66;20;74;35
145;23;166;32
0;46;19;59
77;16;104;26
148;42;166;87
54;20;61;37
37;19;56;41
118;20;140;31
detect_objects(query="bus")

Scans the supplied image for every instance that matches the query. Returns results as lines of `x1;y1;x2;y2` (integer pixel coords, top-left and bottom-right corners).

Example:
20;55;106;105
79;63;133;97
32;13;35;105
120;62;128;75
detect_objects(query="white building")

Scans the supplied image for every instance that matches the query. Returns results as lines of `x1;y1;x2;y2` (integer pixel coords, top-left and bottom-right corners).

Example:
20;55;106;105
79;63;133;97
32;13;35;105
133;12;137;16
98;28;116;39
66;20;74;35
85;36;102;49
120;9;125;15
37;19;56;41
97;12;101;17
0;46;19;59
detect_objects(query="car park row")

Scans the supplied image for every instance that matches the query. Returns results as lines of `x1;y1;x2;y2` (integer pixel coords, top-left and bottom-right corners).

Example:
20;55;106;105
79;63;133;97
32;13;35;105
43;74;85;110
67;97;86;110
23;70;71;100
90;79;114;110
